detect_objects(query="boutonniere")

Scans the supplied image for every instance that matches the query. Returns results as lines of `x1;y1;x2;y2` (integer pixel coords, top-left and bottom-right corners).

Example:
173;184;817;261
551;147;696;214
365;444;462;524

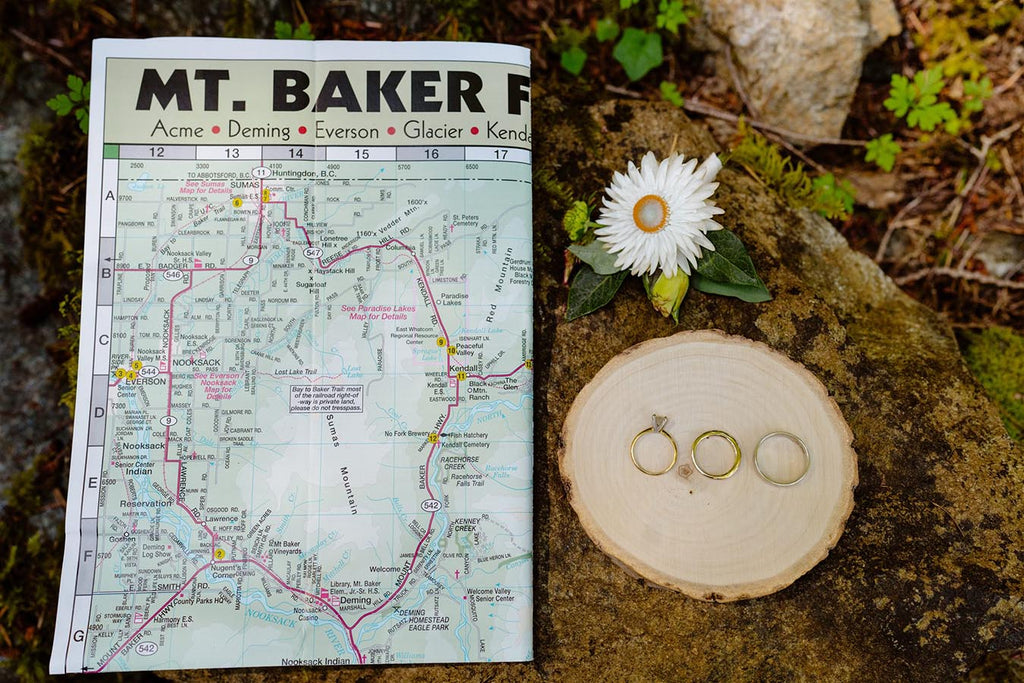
564;150;770;321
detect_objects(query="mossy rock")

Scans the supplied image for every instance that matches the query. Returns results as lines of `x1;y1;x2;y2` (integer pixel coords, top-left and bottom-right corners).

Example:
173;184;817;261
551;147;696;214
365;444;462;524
155;95;1022;681
537;98;1024;680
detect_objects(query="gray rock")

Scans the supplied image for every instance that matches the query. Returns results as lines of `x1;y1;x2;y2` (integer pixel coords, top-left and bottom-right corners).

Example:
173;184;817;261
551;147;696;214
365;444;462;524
973;231;1024;279
691;0;901;140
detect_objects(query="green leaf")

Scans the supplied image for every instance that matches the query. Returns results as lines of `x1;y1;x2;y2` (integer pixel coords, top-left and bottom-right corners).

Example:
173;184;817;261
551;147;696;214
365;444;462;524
907;100;956;131
864;134;901;172
613;28;663;82
913;67;945;99
567;265;628;320
659;81;684;107
883;74;912;117
811;173;855;220
656;0;697;35
962;76;992;114
560;46;587;76
694;229;759;286
82;81;90;101
47;93;74;116
293;21;315;40
691;273;771;302
66;74;84;95
619;0;639;8
76;109;89;134
943;114;962;135
885;67;958;132
596;17;620;42
274;20;294;39
568;242;624;275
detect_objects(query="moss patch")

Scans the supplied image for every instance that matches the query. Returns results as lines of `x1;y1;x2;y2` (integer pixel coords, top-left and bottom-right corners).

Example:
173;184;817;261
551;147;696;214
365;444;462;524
961;326;1024;443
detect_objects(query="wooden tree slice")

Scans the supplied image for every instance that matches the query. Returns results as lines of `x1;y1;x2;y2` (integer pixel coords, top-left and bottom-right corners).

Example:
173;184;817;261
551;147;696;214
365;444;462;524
560;330;858;601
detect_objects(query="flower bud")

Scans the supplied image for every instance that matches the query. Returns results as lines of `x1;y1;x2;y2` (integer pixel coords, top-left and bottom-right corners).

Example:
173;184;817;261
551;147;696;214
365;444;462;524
649;270;689;322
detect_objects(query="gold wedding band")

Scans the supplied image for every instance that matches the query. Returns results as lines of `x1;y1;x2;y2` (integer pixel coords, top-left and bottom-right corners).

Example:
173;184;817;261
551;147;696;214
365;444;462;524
630;415;678;476
690;430;742;480
754;431;810;486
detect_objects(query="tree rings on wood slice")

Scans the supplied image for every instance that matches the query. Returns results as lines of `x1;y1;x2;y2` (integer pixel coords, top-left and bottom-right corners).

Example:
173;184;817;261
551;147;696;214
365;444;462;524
559;330;857;601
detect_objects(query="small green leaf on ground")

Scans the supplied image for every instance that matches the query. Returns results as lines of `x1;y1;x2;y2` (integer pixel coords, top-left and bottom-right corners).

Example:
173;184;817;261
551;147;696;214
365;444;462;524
568;242;623;275
908;100;956;131
74;108;89;133
47;93;74;116
596;17;620;43
613;28;663;82
656;0;697;35
695;229;759;286
811;173;856;220
274;20;294;39
884;74;914;117
293;22;315;40
962;76;993;114
913;66;946;99
659;81;684;107
275;20;314;39
560;46;587;76
567;265;629;320
67;74;85;98
865;134;902;172
884;67;956;131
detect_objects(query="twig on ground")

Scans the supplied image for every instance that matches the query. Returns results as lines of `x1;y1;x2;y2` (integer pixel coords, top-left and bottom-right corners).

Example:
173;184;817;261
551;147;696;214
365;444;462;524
894;266;1024;290
944;122;1022;236
605;84;642;98
763;130;830;175
60;176;87;196
998;147;1024;217
876;194;925;262
724;44;760;120
1004;257;1024;281
8;28;81;75
995;64;1024;95
905;7;927;35
680;97;867;147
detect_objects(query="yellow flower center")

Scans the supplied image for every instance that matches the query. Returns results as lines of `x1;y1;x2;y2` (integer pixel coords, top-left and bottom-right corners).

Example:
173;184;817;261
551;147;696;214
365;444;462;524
633;194;669;233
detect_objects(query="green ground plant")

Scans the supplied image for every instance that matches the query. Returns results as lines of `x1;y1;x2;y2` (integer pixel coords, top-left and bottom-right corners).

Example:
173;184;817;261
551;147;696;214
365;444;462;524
557;0;698;81
45;75;89;134
729;122;855;221
274;20;315;40
864;66;993;171
915;0;1020;79
883;67;957;133
862;0;1014;173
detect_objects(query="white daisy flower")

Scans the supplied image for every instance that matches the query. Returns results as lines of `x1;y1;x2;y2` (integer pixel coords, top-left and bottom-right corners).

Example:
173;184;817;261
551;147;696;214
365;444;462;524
595;151;725;277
